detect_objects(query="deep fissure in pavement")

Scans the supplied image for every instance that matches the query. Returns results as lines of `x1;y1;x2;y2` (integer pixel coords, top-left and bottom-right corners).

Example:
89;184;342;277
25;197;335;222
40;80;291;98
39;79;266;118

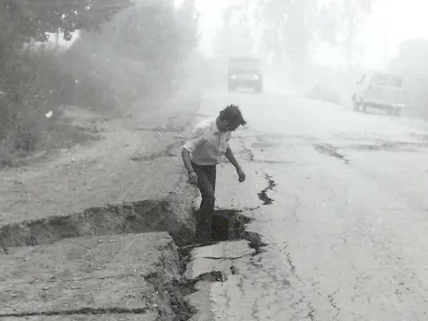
0;200;194;250
258;174;276;205
182;209;266;253
210;210;267;253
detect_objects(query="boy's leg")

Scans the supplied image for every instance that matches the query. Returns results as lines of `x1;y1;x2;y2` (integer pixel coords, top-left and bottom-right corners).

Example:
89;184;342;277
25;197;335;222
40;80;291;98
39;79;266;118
192;163;216;241
201;165;216;240
206;164;217;195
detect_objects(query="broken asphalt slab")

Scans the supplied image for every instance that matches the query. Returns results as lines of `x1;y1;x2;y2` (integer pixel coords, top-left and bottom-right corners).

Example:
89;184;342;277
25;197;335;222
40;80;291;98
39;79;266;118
0;233;191;320
183;238;267;321
184;241;255;280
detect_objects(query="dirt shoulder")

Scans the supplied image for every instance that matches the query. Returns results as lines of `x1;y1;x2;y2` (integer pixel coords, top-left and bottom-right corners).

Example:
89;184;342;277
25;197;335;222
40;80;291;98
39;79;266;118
0;89;201;229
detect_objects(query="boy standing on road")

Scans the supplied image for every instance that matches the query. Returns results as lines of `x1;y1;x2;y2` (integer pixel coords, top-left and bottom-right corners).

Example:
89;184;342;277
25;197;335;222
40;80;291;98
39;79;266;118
182;105;247;242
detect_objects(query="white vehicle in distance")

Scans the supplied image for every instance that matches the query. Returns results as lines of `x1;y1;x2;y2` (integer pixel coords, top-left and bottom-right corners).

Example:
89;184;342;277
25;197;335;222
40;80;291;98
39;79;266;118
227;57;263;93
352;72;406;117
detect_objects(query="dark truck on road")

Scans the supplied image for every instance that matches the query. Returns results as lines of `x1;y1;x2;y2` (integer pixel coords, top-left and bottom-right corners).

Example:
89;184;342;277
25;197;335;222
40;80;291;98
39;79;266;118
228;57;263;93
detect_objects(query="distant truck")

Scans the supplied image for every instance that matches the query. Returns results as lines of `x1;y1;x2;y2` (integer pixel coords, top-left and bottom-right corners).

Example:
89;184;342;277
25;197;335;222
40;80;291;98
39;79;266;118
352;72;406;116
227;57;263;93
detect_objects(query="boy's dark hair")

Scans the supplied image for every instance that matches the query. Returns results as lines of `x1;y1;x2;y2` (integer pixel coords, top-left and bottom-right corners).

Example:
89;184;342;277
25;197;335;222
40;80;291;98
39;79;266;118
219;104;247;126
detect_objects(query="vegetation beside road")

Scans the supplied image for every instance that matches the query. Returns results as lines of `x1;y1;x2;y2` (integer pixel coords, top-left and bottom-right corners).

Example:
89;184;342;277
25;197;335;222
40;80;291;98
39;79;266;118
0;0;199;167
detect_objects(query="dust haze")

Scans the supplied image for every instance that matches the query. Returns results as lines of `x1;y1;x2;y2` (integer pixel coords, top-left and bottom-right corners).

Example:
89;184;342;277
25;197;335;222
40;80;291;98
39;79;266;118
3;0;428;319
200;0;428;115
2;0;428;165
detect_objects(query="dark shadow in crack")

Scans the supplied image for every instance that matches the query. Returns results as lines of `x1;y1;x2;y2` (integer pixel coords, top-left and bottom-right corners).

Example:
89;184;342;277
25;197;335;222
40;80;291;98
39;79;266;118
0;200;195;250
258;174;276;205
210;210;267;254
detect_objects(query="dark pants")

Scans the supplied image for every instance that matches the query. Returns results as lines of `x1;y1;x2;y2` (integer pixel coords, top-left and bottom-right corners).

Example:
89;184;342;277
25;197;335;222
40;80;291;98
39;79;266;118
191;162;216;241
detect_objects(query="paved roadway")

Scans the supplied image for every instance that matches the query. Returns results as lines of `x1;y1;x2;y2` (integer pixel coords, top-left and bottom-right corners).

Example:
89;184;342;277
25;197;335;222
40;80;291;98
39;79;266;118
190;88;428;321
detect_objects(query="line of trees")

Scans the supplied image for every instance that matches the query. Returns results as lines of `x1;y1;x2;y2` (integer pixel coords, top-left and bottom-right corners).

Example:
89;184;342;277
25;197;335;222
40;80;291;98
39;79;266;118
213;0;374;76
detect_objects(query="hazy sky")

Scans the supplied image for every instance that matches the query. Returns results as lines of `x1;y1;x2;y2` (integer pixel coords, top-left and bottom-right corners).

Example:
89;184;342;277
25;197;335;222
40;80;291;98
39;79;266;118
358;0;428;68
192;0;428;68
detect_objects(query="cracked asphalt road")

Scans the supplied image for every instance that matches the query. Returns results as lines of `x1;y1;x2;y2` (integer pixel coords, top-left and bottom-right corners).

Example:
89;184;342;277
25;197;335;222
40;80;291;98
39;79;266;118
193;89;428;320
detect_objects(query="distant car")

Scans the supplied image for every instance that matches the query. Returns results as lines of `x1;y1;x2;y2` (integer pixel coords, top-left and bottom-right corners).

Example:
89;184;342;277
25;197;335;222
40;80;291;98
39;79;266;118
352;72;406;116
227;57;263;93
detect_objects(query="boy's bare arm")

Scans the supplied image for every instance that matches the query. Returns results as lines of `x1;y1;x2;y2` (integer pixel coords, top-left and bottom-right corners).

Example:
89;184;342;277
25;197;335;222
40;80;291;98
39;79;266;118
225;147;246;182
181;148;194;174
182;148;198;185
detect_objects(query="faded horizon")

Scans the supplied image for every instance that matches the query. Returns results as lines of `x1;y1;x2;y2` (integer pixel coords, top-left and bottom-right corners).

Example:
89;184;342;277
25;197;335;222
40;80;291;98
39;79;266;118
193;0;428;69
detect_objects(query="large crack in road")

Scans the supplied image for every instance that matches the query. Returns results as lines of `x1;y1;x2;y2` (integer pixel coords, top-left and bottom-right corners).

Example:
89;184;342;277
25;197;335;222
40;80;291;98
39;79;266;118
258;174;276;205
0;199;194;250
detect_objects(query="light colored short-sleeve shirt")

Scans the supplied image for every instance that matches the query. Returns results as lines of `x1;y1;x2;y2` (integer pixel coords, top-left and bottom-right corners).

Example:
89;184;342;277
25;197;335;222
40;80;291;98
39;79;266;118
183;118;231;166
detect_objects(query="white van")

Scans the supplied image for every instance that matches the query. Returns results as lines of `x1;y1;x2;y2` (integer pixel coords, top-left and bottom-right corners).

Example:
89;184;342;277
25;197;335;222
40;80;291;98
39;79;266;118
352;72;406;116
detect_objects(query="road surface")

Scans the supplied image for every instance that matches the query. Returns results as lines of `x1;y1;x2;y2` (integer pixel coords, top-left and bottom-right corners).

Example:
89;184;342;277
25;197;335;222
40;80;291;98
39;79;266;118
189;89;428;320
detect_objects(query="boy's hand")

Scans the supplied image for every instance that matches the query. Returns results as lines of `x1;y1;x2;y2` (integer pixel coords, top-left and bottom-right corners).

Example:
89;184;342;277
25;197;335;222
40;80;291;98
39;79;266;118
237;167;246;182
189;171;198;185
